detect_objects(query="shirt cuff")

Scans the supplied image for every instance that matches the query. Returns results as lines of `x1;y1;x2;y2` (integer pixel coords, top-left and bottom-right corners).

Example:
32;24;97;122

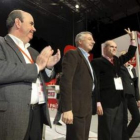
45;68;54;77
130;40;136;46
97;102;102;107
35;63;39;74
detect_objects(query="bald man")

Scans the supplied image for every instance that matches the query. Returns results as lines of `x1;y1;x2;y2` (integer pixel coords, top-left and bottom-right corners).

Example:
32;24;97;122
0;10;60;140
91;29;137;140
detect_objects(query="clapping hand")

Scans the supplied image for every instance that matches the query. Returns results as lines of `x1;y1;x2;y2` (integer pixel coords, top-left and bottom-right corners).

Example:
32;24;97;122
36;46;61;71
46;49;61;69
40;46;54;59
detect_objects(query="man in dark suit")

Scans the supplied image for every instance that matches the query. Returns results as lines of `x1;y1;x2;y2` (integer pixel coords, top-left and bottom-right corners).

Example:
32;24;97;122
91;28;137;140
59;31;97;140
0;10;61;140
121;60;140;139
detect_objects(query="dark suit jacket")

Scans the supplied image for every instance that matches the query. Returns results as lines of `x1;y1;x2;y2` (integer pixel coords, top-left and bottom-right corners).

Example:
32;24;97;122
121;66;140;101
0;35;51;140
91;45;137;108
59;48;97;117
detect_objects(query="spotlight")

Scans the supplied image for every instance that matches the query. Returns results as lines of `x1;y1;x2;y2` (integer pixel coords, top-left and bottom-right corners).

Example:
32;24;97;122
75;4;79;9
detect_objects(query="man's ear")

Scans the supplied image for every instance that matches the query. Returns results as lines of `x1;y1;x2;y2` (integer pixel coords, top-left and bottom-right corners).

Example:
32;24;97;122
103;46;106;55
15;18;22;29
78;40;82;45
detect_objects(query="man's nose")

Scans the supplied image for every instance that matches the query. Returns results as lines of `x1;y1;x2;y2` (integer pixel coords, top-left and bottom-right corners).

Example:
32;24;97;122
33;26;36;32
92;40;95;44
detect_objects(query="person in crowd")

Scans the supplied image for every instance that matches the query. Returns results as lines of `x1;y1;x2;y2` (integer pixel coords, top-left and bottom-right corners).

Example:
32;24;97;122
53;72;63;126
0;10;61;140
120;55;140;139
59;31;97;140
91;28;137;140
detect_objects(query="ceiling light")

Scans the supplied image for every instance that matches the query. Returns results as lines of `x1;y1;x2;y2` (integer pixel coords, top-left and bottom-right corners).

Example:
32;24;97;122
75;4;79;9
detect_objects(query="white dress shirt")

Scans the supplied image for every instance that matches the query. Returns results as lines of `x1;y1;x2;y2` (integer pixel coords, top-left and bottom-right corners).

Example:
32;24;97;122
126;64;134;78
9;34;51;104
78;47;95;90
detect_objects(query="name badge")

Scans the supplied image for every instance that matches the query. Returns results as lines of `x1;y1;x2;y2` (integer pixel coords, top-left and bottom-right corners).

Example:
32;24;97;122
114;77;123;90
38;83;45;104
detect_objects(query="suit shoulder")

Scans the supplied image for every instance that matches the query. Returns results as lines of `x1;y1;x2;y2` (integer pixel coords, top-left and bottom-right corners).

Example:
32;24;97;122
28;46;39;55
92;57;103;63
65;49;78;55
62;49;79;63
64;49;79;58
0;36;4;40
0;36;5;44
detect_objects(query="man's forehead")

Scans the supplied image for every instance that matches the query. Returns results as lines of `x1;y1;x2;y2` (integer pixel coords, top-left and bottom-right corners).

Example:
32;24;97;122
107;41;117;46
85;33;92;37
22;12;33;19
83;34;93;39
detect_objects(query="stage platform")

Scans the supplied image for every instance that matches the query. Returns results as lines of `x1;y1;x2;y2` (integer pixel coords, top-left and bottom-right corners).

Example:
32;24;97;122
42;109;140;140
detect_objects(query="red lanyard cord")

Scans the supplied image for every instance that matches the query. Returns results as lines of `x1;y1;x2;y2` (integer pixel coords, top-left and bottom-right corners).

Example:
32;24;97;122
17;46;34;64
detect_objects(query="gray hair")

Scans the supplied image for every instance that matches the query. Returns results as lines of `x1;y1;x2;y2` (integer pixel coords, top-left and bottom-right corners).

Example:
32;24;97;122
75;31;92;47
6;10;24;32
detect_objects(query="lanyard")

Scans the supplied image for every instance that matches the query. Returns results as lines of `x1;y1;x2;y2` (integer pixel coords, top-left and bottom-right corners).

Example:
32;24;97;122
17;46;34;64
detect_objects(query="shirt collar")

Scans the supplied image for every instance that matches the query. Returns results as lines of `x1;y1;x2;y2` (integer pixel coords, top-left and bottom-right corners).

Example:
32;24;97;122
78;47;90;58
126;64;133;70
8;34;30;49
103;55;113;62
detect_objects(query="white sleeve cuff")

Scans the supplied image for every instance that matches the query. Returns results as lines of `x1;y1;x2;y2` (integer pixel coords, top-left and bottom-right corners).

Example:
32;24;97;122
97;102;101;107
45;68;54;77
130;40;136;46
35;63;39;74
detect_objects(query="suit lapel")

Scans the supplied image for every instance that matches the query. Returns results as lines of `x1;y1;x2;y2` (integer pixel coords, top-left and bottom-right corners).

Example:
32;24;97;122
4;35;26;64
77;48;93;79
27;47;37;63
132;68;136;77
125;66;131;78
101;56;114;67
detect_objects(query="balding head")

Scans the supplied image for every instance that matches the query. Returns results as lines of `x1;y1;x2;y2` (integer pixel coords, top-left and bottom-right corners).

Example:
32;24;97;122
104;40;116;48
6;10;30;32
6;10;36;44
103;40;117;58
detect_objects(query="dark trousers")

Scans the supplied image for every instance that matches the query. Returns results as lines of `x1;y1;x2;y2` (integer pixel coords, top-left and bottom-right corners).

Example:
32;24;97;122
24;104;43;140
66;111;92;140
123;95;140;139
98;102;123;140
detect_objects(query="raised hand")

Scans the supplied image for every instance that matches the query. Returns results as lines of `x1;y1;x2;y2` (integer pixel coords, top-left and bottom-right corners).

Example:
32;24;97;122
124;28;135;39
